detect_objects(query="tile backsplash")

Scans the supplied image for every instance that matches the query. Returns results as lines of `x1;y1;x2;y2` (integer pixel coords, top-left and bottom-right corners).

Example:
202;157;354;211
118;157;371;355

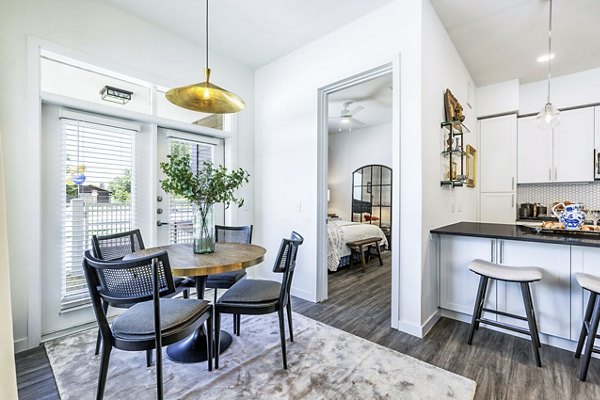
517;182;600;210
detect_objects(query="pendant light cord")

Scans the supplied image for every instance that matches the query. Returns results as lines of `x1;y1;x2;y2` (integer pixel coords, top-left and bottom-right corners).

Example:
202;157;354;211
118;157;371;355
206;0;209;72
547;0;553;103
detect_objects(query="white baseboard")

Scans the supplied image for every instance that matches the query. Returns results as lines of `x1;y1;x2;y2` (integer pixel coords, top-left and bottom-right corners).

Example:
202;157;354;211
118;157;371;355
14;337;28;353
396;319;425;338
291;286;315;302
421;310;441;336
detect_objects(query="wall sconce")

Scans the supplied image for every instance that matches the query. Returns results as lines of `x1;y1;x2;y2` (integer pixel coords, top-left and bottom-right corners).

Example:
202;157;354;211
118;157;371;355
100;86;133;104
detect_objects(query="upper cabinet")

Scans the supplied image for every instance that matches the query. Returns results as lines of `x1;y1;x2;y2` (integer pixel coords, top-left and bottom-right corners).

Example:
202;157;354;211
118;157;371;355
480;114;517;192
518;107;595;184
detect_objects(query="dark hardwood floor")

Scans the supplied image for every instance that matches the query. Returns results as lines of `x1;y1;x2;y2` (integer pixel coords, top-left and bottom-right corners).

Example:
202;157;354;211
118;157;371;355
15;251;600;399
293;251;600;399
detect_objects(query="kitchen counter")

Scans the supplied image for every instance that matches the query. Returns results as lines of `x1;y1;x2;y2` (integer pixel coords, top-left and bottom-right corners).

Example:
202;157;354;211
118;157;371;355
431;221;600;248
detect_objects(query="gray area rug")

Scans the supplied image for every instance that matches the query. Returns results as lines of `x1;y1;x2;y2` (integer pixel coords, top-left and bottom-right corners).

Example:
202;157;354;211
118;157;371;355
46;313;476;399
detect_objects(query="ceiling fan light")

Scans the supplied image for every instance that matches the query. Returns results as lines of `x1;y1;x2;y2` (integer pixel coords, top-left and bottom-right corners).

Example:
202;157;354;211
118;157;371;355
535;102;561;129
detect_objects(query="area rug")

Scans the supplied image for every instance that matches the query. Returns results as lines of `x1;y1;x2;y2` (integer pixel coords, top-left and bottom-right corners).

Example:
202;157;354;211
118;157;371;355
46;313;476;399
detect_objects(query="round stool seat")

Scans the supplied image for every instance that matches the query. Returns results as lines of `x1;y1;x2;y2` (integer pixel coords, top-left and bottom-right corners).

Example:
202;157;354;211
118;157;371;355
469;259;543;282
575;272;600;294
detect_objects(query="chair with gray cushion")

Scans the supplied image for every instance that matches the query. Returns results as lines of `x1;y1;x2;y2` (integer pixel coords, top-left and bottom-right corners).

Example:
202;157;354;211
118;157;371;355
91;229;189;361
206;225;253;334
467;258;543;367
215;231;303;370
83;250;213;400
574;272;600;381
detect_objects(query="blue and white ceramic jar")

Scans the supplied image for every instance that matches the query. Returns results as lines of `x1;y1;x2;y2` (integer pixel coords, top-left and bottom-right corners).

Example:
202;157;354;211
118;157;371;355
552;202;585;230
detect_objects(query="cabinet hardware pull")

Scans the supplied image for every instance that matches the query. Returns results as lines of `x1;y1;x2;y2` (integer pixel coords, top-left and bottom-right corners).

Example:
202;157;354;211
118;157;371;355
555;167;558;180
549;168;552;181
491;240;495;263
512;177;515;191
512;194;515;207
500;241;504;263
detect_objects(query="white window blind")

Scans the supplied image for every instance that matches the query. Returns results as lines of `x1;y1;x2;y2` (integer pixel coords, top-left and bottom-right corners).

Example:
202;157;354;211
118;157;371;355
61;116;136;306
168;138;214;244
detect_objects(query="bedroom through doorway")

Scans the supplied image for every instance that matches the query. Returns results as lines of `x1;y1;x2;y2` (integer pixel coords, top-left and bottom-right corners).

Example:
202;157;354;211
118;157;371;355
325;72;393;311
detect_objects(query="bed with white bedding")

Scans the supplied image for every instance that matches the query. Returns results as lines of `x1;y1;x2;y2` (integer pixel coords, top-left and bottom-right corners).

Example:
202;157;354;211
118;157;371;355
327;219;388;272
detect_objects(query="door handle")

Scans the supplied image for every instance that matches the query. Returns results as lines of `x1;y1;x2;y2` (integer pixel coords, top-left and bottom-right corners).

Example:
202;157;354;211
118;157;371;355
499;240;504;264
156;220;169;227
491;240;496;263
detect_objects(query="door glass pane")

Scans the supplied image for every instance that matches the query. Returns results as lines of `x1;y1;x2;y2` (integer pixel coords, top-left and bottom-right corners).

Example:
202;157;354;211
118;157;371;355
62;117;136;305
168;139;214;244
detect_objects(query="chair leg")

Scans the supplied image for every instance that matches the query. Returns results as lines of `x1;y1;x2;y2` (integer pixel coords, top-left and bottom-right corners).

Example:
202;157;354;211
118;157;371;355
96;344;112;400
286;301;294;342
525;284;542;349
278;309;288;369
520;283;542;368
467;276;488;345
575;292;597;358
215;312;221;369
579;294;600;381
95;301;109;356
236;314;241;336
183;289;189;299
206;314;213;372
146;349;153;367
155;347;163;400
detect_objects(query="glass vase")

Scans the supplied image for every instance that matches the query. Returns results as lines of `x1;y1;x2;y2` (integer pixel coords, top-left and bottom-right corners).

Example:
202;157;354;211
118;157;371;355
193;202;214;254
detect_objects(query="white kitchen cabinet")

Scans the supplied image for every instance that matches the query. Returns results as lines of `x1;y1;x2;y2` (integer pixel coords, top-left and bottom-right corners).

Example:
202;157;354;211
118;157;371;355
480;192;516;223
595;106;600;147
479;115;517;192
517;115;553;183
496;240;571;339
439;235;497;317
570;246;600;341
518;108;595;184
553;107;594;182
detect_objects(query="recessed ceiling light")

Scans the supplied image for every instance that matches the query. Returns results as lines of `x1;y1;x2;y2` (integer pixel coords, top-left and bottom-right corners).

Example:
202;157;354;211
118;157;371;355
536;53;555;63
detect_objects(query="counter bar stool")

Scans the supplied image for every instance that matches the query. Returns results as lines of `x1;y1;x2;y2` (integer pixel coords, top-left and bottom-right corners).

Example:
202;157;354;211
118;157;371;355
574;272;600;381
467;259;543;367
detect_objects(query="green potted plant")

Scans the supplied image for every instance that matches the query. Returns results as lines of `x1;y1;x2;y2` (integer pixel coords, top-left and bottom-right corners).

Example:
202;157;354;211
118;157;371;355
160;153;249;253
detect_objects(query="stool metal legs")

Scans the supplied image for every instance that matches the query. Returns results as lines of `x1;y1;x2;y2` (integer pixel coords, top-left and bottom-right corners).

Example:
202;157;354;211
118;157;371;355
520;282;542;367
575;292;600;381
467;275;542;367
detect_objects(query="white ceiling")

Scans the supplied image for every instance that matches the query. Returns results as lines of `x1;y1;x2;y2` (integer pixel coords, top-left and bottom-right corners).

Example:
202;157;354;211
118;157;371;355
328;74;393;134
103;0;395;69
430;0;600;86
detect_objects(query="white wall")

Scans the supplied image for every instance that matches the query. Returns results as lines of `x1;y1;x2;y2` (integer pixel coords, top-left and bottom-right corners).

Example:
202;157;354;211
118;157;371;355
421;0;478;328
254;0;422;331
476;79;520;118
328;123;393;220
0;0;255;350
520;67;600;114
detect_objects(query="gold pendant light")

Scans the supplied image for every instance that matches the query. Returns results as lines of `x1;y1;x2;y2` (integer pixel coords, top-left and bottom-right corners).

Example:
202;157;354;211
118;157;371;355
166;0;245;114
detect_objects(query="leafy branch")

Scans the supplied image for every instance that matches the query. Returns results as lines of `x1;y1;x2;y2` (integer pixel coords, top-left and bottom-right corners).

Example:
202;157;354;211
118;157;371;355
159;153;250;214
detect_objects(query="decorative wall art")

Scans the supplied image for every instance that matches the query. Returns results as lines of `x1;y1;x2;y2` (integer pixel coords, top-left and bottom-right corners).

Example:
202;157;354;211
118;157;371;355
465;144;476;188
444;89;465;132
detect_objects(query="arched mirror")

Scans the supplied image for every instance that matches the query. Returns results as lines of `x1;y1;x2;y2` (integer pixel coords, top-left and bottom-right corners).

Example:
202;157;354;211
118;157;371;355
351;164;392;242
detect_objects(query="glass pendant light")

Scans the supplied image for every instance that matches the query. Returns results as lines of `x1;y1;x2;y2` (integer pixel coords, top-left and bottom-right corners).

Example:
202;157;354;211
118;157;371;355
166;0;245;114
536;0;560;129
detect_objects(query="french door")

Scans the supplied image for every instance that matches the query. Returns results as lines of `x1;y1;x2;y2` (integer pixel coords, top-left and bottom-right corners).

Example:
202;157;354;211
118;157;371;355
155;128;225;246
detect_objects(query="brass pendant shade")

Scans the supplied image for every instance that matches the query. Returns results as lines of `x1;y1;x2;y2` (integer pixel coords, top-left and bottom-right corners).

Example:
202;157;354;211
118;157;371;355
166;0;245;114
166;68;245;114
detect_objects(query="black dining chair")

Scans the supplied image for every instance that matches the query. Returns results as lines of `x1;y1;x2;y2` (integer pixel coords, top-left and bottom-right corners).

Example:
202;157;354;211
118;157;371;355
83;250;213;400
206;225;253;335
215;231;303;369
91;229;189;363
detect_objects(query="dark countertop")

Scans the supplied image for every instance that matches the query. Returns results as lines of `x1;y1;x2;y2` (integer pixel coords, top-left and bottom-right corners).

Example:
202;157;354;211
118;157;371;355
431;221;600;248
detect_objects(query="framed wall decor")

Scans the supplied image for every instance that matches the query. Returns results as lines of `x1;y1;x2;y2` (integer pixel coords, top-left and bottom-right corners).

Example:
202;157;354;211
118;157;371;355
443;89;465;132
465;144;477;188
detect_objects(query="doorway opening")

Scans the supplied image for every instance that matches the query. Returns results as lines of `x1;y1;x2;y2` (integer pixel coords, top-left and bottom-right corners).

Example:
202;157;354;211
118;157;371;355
316;63;396;322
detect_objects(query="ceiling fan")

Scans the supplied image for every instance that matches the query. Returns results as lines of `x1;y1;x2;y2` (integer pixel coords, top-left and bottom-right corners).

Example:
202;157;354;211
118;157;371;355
333;101;364;132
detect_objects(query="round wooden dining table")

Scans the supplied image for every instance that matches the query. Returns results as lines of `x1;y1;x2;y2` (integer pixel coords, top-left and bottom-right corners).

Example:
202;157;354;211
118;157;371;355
125;242;266;363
